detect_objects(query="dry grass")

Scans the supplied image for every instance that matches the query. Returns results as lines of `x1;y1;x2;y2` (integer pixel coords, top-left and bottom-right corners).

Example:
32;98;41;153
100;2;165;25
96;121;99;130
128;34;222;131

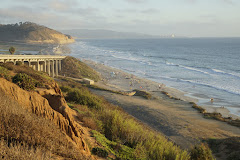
0;91;88;160
0;139;51;160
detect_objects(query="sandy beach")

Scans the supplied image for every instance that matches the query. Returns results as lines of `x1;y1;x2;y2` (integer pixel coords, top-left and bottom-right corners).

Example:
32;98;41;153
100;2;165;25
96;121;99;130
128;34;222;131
83;59;240;149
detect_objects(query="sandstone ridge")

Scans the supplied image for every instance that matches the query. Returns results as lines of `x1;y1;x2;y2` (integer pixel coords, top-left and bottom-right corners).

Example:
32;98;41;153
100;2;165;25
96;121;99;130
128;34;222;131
0;22;75;44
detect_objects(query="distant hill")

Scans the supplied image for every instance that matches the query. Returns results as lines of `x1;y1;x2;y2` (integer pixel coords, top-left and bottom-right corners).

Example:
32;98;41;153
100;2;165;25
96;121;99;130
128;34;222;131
0;22;75;44
61;29;159;39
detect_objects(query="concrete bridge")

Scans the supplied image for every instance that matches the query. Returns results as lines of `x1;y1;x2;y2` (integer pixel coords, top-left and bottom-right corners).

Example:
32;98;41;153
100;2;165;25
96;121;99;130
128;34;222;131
0;55;66;77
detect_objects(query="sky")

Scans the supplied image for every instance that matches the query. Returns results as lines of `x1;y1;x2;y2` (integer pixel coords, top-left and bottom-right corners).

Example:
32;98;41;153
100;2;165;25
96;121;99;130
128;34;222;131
0;0;240;37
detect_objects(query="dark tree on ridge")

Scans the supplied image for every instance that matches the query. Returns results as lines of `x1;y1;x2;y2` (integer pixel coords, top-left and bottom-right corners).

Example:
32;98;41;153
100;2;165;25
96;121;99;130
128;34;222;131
9;46;16;55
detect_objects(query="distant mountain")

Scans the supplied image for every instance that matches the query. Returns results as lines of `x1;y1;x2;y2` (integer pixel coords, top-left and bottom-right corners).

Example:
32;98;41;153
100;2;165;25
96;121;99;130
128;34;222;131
61;29;158;39
0;22;75;44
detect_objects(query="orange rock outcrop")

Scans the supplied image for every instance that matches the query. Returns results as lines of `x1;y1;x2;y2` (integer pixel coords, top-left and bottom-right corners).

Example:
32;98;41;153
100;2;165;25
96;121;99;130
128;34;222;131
0;78;90;154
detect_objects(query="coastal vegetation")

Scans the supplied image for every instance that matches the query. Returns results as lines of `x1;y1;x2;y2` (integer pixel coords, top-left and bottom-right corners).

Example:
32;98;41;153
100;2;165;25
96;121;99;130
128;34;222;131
60;56;101;81
190;102;240;128
59;79;215;160
0;63;53;90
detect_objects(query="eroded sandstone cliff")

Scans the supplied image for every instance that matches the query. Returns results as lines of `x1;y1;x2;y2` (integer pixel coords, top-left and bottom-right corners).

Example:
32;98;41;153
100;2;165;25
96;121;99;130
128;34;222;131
0;78;90;156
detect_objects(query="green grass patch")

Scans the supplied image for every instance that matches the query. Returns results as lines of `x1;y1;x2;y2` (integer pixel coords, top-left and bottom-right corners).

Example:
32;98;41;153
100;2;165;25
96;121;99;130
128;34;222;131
60;56;101;81
66;87;103;110
91;130;135;160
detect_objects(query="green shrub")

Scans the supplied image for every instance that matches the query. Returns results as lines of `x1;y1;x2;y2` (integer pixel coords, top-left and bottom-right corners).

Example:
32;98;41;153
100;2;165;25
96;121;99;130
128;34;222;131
1;63;53;89
91;130;135;160
12;73;35;91
66;88;102;110
0;66;11;80
190;143;215;160
60;85;72;92
92;147;108;158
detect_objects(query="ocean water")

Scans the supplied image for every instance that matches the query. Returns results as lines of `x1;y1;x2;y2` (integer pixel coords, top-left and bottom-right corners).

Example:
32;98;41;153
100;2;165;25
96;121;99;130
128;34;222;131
69;38;240;116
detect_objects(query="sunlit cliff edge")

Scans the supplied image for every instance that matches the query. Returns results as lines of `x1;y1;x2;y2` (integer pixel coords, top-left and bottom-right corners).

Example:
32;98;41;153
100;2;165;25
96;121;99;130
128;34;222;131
0;22;75;44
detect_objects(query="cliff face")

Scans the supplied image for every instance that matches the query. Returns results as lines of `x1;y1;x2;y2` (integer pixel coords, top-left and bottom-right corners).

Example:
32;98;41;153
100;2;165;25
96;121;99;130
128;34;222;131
0;78;89;155
0;22;75;44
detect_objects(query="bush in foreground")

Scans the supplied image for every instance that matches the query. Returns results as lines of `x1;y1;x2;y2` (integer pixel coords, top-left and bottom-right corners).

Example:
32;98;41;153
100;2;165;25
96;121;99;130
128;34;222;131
0;66;11;81
12;73;36;91
66;87;103;110
190;143;215;160
92;147;108;158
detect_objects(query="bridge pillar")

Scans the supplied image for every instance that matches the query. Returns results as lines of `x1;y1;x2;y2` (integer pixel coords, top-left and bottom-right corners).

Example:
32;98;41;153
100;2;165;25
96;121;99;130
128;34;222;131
44;60;47;72
59;60;62;71
47;60;50;76
52;60;55;77
55;60;58;77
37;61;40;71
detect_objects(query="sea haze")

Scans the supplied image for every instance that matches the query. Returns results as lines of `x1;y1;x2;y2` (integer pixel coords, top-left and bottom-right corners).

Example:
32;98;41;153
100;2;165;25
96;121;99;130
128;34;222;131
69;38;240;116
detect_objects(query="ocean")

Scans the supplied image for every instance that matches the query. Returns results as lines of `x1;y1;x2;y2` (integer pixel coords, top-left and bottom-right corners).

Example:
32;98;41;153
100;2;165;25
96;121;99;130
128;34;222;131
68;38;240;116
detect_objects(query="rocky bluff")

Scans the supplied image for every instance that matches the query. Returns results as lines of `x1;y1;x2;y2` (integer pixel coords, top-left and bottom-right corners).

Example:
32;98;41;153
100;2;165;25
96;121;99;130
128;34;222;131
0;22;75;44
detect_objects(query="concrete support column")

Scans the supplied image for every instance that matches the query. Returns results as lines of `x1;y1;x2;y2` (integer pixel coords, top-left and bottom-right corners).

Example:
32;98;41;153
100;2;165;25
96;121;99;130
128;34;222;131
52;60;55;77
59;60;62;71
37;61;40;71
44;60;47;72
28;61;31;67
47;60;50;76
55;60;58;77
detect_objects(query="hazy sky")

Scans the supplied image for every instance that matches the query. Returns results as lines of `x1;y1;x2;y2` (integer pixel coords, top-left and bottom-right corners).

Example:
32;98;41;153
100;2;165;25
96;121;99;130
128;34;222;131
0;0;240;37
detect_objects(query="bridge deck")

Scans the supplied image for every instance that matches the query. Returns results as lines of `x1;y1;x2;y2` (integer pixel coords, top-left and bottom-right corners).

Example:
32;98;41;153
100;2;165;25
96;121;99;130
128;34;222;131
0;55;66;60
0;55;66;77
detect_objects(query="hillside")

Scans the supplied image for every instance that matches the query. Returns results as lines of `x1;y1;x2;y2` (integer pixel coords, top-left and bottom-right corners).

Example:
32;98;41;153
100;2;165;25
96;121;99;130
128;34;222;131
0;22;75;44
59;56;101;81
61;29;158;39
0;58;216;160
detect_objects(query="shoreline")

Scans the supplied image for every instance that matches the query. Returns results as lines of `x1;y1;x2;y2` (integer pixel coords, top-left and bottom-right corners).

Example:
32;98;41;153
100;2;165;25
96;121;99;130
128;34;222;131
82;59;240;120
